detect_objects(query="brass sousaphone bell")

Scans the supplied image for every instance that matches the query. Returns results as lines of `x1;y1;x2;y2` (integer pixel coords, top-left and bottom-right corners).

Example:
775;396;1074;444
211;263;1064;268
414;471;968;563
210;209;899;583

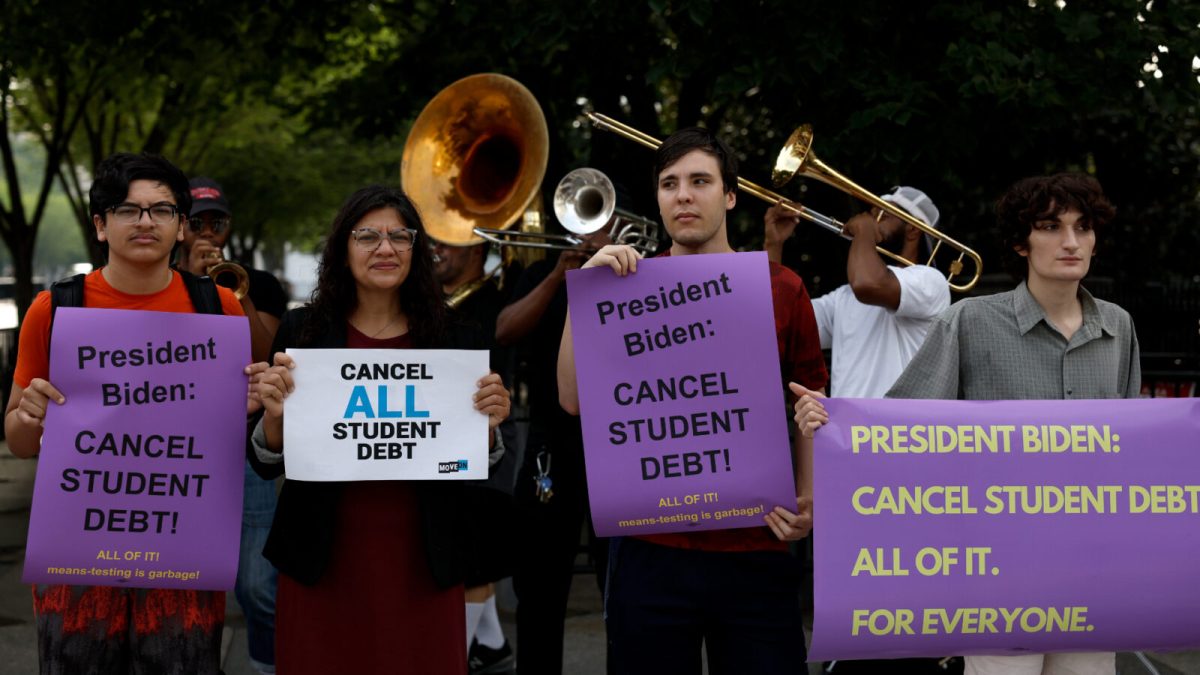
401;73;549;246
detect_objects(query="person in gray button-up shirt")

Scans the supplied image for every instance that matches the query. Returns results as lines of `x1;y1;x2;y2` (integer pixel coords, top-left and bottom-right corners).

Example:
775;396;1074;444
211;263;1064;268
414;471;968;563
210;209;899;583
887;174;1139;404
793;173;1138;675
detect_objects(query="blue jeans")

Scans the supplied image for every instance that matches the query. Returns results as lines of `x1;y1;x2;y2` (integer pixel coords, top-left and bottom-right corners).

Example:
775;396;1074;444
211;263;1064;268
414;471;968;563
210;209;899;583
234;461;278;670
606;537;806;675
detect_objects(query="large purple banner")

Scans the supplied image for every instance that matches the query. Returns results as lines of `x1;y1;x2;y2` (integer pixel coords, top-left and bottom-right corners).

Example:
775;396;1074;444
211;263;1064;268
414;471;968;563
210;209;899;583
567;252;795;537
810;397;1200;660
23;308;250;590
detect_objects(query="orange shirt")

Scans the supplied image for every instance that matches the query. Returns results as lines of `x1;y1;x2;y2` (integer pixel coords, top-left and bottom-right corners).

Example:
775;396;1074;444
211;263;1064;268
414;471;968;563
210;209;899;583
14;270;245;388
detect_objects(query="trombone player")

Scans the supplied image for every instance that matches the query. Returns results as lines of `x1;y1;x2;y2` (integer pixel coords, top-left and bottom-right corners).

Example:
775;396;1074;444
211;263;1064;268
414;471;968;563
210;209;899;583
764;186;949;399
766;186;949;674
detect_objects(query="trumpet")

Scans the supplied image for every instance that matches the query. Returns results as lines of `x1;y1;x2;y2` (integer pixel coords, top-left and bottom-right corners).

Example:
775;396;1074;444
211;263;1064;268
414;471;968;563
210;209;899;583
586;112;983;292
473;168;659;256
204;251;249;300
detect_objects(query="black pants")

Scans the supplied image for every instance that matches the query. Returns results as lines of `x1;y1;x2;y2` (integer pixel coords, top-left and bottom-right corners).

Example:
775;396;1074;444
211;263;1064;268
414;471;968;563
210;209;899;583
606;537;806;675
512;437;605;675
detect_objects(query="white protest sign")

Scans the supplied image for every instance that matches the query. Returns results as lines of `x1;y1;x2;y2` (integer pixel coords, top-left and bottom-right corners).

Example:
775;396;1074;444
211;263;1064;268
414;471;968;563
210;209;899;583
283;348;489;480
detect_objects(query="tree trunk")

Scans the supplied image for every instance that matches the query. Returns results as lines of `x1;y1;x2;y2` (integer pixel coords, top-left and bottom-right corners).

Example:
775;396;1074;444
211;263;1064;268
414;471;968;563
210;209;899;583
11;229;37;326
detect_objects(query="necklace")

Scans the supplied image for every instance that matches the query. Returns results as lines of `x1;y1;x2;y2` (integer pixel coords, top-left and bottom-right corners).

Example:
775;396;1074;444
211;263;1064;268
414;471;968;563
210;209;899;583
362;315;402;338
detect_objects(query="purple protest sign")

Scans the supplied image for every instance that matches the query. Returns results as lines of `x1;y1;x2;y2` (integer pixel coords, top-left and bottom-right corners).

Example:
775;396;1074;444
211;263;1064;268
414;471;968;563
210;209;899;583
810;397;1200;660
23;307;250;590
567;252;796;537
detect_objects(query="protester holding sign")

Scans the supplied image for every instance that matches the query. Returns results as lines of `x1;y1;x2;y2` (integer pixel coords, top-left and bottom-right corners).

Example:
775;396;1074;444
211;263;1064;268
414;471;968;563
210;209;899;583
558;127;828;675
795;173;1139;675
245;185;510;675
4;153;253;674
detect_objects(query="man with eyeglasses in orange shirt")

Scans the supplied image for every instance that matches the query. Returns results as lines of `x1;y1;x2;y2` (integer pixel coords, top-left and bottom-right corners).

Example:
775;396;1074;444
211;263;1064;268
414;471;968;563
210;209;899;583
6;153;252;674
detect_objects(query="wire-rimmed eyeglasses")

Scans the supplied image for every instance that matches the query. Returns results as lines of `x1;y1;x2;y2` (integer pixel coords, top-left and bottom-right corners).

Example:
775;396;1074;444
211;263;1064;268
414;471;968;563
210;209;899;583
350;227;418;252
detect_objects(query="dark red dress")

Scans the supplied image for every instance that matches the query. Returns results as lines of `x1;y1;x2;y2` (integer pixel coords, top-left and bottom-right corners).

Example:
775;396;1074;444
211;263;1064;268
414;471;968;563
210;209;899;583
275;327;466;675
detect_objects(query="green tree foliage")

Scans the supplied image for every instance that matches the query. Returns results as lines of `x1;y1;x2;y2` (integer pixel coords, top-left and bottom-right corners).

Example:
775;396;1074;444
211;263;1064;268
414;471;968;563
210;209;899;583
3;0;1198;347
315;0;1198;295
0;134;88;278
0;0;362;320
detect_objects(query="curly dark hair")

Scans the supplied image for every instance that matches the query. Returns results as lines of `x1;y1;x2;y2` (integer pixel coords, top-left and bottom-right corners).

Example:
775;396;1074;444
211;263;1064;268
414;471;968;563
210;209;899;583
995;173;1116;280
301;185;446;347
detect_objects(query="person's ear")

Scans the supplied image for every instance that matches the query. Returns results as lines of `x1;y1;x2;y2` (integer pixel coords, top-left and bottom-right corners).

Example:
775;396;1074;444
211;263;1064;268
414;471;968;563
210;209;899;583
94;214;107;243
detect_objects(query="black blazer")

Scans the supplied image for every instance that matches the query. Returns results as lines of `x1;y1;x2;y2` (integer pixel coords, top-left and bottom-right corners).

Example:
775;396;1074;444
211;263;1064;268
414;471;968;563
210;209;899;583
248;307;481;588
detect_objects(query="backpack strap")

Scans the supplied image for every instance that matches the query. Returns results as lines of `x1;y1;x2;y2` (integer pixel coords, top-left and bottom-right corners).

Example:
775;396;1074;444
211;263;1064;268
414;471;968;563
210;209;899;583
45;270;224;347
178;270;225;315
47;273;88;347
49;274;87;314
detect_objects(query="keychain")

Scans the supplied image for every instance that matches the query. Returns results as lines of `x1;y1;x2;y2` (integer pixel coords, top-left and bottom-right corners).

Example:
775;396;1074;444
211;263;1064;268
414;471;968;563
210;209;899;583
534;451;554;503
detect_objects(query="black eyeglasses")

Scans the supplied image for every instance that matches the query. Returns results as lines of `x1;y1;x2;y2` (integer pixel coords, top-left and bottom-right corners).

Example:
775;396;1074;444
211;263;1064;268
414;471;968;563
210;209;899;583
350;228;418;252
107;203;180;225
187;214;232;234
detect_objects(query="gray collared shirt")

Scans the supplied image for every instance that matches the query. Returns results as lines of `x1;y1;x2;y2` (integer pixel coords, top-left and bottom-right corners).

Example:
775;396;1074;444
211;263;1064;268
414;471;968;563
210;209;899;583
887;281;1141;400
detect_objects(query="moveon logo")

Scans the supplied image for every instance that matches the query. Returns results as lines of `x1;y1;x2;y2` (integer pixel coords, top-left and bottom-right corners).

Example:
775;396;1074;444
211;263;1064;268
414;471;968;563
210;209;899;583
438;459;469;474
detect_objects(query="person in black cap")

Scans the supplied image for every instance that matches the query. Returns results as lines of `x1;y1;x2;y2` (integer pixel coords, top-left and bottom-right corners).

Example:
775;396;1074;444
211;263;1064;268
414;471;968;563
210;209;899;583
181;177;287;363
180;176;288;675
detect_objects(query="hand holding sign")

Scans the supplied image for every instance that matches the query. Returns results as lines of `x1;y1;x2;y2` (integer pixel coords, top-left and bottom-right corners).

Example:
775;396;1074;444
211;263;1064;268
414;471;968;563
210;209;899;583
12;377;67;428
248;352;295;452
790;382;828;438
765;494;813;541
473;372;510;431
244;354;295;415
582;244;642;277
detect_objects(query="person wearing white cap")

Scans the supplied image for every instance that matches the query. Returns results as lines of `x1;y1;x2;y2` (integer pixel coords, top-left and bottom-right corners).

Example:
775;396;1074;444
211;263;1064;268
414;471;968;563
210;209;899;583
765;187;951;673
764;185;950;399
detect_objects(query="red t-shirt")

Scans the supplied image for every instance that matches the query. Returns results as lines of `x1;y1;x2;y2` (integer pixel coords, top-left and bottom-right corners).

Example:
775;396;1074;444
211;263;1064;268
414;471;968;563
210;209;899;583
638;252;828;552
14;269;245;388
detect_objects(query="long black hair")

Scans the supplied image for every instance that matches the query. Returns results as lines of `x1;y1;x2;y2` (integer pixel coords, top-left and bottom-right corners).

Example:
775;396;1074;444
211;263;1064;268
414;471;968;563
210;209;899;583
301;185;446;347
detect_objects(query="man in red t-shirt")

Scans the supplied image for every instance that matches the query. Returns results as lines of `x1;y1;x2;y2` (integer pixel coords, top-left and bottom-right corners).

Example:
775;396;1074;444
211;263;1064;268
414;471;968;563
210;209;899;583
5;153;248;674
558;128;828;674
